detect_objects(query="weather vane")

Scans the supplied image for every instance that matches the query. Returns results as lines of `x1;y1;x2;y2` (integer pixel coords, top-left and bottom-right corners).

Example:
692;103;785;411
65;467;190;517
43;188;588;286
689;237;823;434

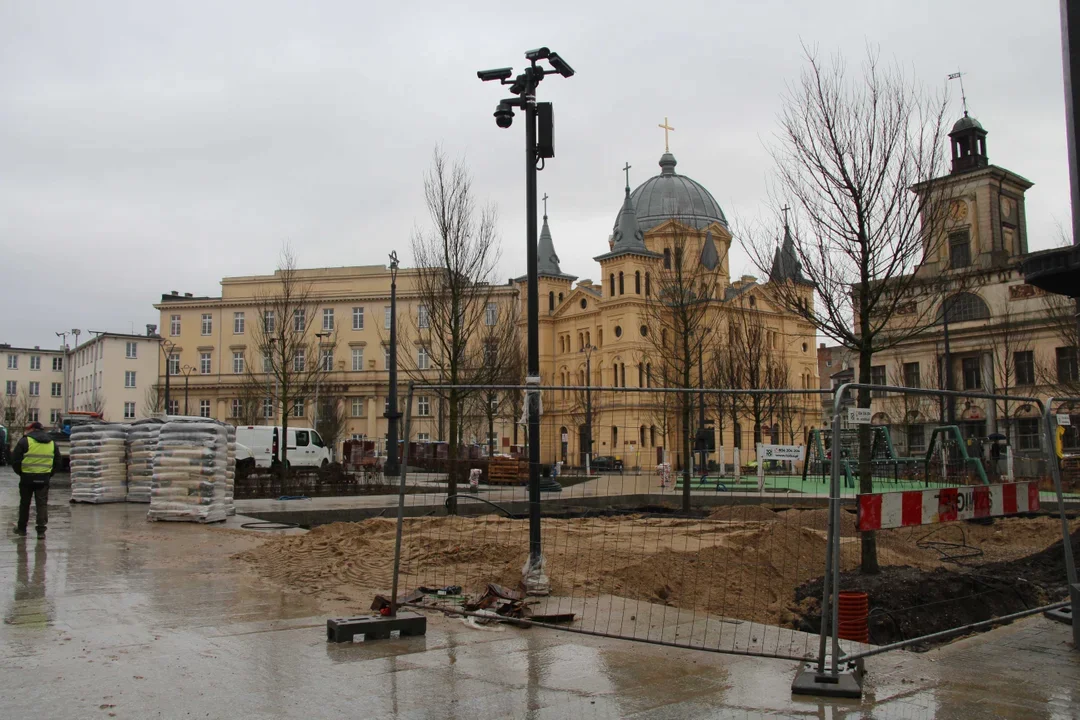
947;70;968;115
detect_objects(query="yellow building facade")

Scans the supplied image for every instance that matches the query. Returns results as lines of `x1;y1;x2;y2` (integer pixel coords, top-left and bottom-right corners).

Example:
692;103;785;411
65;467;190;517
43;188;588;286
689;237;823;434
155;150;820;466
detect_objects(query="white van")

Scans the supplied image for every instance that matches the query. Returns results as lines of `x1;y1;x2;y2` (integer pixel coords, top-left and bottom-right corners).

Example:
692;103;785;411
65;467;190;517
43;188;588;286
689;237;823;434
234;426;331;469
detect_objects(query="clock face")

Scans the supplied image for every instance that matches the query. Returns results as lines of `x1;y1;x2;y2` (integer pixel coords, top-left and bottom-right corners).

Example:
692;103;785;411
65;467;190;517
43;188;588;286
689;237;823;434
1000;195;1016;220
949;200;968;221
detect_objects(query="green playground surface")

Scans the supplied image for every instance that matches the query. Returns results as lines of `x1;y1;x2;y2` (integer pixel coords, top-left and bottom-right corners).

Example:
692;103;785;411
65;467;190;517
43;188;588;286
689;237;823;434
675;473;1080;500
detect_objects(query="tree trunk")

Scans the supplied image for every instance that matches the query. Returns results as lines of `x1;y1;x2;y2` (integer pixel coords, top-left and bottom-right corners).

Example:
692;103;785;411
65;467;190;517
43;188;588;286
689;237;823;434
447;386;459;515
857;347;879;574
681;338;693;513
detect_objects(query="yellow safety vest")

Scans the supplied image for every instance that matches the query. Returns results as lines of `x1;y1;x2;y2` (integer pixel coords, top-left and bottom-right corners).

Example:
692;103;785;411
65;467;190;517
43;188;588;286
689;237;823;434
22;437;55;476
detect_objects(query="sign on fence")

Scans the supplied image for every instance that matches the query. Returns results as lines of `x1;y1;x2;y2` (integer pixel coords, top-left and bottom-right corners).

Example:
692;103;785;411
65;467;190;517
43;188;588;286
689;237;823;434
1057;413;1072;427
758;444;806;461
857;481;1040;531
847;407;872;425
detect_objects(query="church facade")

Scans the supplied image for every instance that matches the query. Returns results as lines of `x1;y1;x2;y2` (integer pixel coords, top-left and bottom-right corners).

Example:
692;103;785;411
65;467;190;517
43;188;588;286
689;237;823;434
155;148;820;467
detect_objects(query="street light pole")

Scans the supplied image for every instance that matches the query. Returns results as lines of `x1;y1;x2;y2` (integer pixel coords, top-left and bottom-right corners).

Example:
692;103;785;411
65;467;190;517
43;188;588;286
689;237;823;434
580;343;594;474
181;364;196;415
314;331;331;438
159;338;176;415
70;329;81;411
55;331;69;418
384;252;401;477
478;47;574;590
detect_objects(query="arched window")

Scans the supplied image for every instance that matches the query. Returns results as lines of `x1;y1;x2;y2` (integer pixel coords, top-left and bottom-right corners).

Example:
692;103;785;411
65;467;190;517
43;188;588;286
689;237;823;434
646;363;652;387
640;426;647;446
578;332;584;350
638;363;644;386
609;274;616;296
558;292;563;303
661;329;668;348
549;291;555;311
645;272;651;296
618;271;625;295
939;292;991;324
663;248;672;269
650;425;657;447
635;271;641;294
620;363;626;387
612;366;619;386
733;421;742;448
612;426;618;448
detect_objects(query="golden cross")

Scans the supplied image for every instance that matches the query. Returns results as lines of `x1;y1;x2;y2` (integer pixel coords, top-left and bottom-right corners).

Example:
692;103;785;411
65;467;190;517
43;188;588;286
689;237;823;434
658;116;675;153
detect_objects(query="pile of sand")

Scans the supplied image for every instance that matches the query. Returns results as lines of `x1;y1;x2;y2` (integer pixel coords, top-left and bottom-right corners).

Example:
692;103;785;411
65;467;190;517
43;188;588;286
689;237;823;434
233;512;1078;628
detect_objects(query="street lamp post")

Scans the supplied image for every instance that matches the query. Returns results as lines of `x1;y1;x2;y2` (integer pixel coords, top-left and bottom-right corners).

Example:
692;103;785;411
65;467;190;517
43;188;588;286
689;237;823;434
384;252;401;477
478;47;574;585
159;338;177;415
314;331;331;439
55;331;69;418
267;337;277;424
180;364;196;415
70;329;81;411
580;343;594;474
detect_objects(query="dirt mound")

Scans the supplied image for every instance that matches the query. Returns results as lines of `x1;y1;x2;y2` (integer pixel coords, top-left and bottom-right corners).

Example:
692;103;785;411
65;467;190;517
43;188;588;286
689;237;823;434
785;508;858;534
707;505;778;522
793;527;1080;648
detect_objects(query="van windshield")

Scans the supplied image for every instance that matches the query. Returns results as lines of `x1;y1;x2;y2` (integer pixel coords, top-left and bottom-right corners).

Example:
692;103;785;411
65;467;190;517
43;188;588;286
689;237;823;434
310;432;325;448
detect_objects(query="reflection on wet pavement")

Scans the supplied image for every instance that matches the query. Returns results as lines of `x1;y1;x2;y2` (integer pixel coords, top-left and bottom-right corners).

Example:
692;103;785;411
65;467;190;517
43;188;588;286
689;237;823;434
0;468;1076;719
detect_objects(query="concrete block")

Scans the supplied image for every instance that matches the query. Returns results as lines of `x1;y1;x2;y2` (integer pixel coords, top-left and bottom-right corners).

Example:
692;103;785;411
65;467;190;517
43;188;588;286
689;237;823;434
326;612;426;643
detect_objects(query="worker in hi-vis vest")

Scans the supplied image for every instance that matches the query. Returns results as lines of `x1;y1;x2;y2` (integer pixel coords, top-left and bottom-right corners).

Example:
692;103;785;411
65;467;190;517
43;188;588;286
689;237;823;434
10;421;61;538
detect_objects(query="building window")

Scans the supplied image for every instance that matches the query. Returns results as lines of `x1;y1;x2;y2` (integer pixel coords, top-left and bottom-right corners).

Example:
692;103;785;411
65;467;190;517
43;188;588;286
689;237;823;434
30;355;40;371
961;357;982;390
293;399;305;418
202;313;213;335
902;362;921;388
6;354;17;370
24;408;37;423
124;371;136;388
549;292;555;312
485;303;498;326
52;356;63;371
870;365;886;396
418;305;430;329
168;399;179;415
1015;351;1036;386
352;348;365;371
4;408;13;423
199;400;211;418
233;352;245;375
645;272;651;297
50;408;60;425
940;293;991;324
293;309;306;332
262;398;273;419
321;349;334;372
231;399;241;418
351;398;365;417
234;312;245;334
384;346;391;369
906;424;925;453
384;397;390;415
1018;418;1041;451
322;308;334;331
51;382;62;398
612;425;618;448
417;396;431;417
418;433;431;442
264;310;276;334
199;352;211;374
417;346;430;370
618;272;624;295
263;351;272;373
293;349;305;372
385;306;392;330
124;342;137;359
124;402;136;420
635;271;641;294
1058;347;1079;384
171;315;181;336
609;273;616;296
663;248;671;269
948;229;971;269
28;381;39;397
353;306;364;330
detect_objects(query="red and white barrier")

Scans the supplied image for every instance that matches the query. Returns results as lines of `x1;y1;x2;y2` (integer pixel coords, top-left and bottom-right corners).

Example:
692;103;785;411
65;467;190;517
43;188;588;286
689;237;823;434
857;482;1040;532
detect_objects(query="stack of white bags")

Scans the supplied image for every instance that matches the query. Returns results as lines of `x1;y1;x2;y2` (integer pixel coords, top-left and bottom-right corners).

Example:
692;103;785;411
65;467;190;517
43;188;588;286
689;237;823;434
224;424;237;516
126;419;163;503
70;423;131;503
148;420;232;523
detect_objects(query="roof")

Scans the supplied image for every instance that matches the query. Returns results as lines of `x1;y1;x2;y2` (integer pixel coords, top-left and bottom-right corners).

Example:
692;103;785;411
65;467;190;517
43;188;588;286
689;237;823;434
595;178;662;262
769;224;812;285
618;152;728;232
0;344;65;354
950;112;985;134
514;212;577;282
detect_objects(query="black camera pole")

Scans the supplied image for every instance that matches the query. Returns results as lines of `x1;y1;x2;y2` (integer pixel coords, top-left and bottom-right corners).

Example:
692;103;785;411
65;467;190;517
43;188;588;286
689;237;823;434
478;48;573;591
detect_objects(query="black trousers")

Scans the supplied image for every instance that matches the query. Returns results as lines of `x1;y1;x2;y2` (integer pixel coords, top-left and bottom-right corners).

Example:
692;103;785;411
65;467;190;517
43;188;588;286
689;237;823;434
17;478;49;532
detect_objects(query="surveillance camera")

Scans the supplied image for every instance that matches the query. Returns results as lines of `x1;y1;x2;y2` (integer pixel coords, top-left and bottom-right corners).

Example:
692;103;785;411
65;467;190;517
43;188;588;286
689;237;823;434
477;67;514;82
494;102;515;129
547;52;575;78
524;47;550;62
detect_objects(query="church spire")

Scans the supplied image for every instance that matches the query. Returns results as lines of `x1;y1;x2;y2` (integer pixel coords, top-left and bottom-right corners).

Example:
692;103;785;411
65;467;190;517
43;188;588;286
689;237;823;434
533;194;576;281
610;164;646;253
700;230;719;270
770;213;810;285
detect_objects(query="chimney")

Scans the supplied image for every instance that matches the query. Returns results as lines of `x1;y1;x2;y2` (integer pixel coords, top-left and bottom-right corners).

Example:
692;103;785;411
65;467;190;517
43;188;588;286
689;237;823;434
146;324;157;336
819;342;825;350
171;290;179;296
34;345;40;350
184;292;193;298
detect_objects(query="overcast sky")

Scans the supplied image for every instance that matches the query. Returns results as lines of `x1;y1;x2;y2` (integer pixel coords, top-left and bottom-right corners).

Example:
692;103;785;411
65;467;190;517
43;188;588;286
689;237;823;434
0;1;1068;349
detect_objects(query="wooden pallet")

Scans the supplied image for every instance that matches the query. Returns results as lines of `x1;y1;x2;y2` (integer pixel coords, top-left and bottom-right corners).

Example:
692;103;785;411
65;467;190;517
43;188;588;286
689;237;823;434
488;457;526;484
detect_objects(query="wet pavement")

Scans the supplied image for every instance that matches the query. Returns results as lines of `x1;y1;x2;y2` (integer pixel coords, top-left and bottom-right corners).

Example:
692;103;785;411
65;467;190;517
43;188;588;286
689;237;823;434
1;467;1078;719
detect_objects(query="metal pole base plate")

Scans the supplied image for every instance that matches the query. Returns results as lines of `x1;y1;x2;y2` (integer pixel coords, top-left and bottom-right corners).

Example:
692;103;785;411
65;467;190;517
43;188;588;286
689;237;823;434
1044;606;1073;626
326;611;427;643
791;659;864;699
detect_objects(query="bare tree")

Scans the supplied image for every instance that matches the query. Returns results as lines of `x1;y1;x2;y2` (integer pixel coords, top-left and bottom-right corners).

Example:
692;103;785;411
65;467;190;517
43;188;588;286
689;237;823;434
230;374;266;427
406;148;502;513
643;219;723;511
143;384;164;418
247;245;339;477
883;358;938;453
745;47;950;573
312;383;349;461
986;301;1036;444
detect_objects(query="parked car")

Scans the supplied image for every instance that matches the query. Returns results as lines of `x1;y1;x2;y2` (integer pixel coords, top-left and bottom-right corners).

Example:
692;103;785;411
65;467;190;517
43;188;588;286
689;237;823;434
591;456;623;472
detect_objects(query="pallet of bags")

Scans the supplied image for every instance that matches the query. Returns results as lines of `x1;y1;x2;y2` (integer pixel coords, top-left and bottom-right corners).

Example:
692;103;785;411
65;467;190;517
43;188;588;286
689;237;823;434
224;424;236;516
148;420;229;523
70;423;131;503
126;419;163;503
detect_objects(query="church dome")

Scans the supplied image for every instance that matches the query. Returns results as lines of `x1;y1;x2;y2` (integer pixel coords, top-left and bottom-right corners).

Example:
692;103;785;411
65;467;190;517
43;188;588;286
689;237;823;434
951;113;984;134
617;152;728;232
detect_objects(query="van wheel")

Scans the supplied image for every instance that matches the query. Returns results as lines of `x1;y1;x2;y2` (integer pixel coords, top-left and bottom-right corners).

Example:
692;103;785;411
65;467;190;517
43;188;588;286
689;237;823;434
321;459;330;468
